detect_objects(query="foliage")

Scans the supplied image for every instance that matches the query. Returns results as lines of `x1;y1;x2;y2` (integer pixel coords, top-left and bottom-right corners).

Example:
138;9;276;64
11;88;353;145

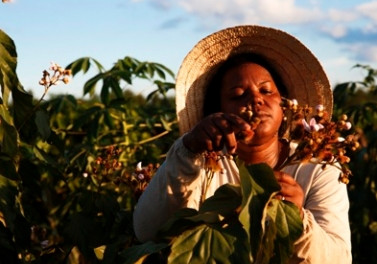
124;163;302;264
333;64;377;264
0;29;178;263
1;21;377;263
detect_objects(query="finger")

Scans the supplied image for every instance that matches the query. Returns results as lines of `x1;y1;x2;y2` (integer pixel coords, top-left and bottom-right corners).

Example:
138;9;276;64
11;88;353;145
183;127;209;153
211;114;238;154
223;113;255;143
183;119;222;153
274;171;296;184
275;193;286;201
278;182;299;197
224;132;237;154
223;113;252;133
203;117;227;151
276;178;304;212
276;174;299;197
274;171;300;196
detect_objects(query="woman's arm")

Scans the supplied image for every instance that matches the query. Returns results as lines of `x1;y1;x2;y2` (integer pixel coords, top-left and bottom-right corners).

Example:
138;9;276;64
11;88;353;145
288;163;352;264
133;137;205;242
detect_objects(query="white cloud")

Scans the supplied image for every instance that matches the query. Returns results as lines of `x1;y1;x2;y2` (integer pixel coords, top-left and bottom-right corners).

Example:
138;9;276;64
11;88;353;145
328;9;358;23
321;24;348;38
363;23;377;34
325;56;353;68
349;44;377;62
148;0;377;64
254;0;323;24
177;0;323;27
143;0;175;10
356;1;377;21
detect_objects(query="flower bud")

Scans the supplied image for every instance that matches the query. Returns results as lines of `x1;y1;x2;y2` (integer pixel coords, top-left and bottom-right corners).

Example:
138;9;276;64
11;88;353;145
136;161;142;171
339;176;349;184
340;114;348;121
344;122;352;130
337;137;345;142
63;76;70;84
64;69;72;76
316;104;324;112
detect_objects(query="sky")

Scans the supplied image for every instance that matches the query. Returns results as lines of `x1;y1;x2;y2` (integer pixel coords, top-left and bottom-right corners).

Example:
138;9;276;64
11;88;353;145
1;0;377;99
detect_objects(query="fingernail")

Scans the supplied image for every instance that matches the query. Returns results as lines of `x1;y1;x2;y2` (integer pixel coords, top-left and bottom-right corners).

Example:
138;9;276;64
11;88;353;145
242;123;251;130
228;147;235;154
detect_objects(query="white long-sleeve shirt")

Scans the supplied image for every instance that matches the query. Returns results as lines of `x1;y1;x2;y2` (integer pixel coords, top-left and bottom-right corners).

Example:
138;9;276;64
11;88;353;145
133;137;352;263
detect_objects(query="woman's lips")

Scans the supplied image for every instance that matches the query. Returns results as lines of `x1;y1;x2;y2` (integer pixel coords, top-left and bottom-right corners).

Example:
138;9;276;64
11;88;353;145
253;111;271;121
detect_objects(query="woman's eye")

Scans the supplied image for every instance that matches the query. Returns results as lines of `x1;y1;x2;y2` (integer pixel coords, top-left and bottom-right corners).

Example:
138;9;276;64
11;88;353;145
260;87;273;94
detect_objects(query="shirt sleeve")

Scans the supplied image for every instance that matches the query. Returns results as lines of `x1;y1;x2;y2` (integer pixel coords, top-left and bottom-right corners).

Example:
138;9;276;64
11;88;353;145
133;137;205;242
288;163;352;264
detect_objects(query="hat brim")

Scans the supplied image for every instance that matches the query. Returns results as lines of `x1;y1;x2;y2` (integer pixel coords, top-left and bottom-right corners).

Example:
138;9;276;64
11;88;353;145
176;25;332;135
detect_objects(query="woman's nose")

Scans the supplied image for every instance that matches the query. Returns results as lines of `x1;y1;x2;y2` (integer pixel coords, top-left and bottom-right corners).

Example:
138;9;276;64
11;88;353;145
248;92;263;107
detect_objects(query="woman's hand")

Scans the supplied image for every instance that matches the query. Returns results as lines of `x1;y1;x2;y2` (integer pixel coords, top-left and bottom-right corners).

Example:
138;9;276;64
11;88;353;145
182;112;253;154
274;171;305;218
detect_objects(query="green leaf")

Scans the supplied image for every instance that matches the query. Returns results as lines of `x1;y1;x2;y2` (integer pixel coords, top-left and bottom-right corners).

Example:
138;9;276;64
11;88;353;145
154;65;165;79
121;56;136;68
238;162;303;263
94;192;120;218
146;63;154;79
135;62;147;77
0;174;30;249
0;104;12;124
66;57;104;76
237;163;281;258
0;221;18;263
66;57;90;76
0;154;18;180
112;69;132;84
157;208;200;239
264;200;303;264
103;110;115;129
154;62;175;79
73;105;103;129
12;87;37;143
101;78;111;105
0;116;18;158
64;211;109;258
119;241;169;264
0;29;18;108
168;223;250;264
108;76;123;98
146;89;159;102
160;116;171;131
199;184;242;218
0;31;35;143
33;146;59;167
35;110;51;140
83;73;103;96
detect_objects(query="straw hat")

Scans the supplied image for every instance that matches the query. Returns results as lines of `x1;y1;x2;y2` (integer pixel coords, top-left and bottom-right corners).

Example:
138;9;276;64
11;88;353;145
175;25;332;135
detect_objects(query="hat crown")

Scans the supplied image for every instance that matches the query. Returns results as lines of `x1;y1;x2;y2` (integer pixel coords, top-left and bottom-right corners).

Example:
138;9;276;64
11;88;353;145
176;25;332;135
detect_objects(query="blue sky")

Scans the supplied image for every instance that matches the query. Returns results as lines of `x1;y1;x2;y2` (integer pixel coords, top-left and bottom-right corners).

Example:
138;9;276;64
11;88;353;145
1;0;377;99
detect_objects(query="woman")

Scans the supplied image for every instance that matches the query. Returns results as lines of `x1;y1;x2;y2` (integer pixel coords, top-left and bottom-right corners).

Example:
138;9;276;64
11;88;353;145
133;25;351;263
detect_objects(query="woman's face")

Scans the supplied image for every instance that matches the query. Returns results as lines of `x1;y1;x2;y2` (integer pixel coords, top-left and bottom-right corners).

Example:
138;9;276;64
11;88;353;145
220;62;283;144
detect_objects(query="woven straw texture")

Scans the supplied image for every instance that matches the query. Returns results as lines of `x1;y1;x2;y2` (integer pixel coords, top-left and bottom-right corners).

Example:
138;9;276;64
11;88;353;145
176;25;332;135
